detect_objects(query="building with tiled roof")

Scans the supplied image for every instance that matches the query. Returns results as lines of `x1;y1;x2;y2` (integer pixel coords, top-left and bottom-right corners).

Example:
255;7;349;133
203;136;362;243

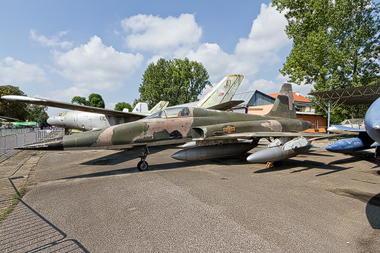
232;88;327;132
269;91;315;113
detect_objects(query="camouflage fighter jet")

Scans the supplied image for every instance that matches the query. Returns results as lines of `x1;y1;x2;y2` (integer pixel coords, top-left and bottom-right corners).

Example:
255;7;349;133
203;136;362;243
17;82;335;171
1;75;244;132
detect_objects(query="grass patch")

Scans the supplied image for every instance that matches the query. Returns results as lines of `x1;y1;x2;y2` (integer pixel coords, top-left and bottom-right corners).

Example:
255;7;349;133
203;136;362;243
0;181;27;221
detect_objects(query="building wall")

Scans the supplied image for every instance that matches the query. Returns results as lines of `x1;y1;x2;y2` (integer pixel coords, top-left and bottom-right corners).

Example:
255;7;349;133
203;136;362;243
297;114;327;133
255;93;275;106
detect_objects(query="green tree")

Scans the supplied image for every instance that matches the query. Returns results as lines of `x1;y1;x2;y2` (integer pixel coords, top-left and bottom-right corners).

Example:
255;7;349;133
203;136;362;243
26;104;49;127
115;102;133;112
272;0;380;122
0;85;29;120
71;96;90;106
71;93;105;108
136;58;211;108
88;93;105;108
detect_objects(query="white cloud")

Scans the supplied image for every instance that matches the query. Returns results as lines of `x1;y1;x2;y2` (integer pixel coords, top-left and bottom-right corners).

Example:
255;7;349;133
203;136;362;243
147;55;165;65
235;4;290;56
121;14;202;54
48;86;91;102
117;5;290;94
275;74;289;83
53;36;144;90
183;4;290;84
0;57;47;84
247;79;279;93
30;30;73;49
186;43;237;81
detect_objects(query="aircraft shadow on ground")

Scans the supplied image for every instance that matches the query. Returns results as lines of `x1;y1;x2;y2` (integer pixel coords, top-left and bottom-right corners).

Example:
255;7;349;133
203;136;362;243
328;189;380;229
0;200;89;252
328;154;380;168
367;193;380;229
61;154;251;181
253;159;353;176
79;145;182;166
303;150;335;157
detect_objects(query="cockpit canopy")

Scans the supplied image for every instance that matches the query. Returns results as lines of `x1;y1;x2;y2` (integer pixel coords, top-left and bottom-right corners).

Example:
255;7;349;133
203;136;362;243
146;107;192;119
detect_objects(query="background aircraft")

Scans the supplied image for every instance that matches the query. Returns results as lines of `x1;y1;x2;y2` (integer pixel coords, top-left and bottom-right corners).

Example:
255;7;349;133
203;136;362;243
327;118;365;134
18;82;335;171
1;74;244;132
46;100;169;132
326;97;380;156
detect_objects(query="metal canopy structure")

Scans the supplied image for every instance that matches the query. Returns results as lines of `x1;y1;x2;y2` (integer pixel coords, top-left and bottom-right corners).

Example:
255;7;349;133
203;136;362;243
309;83;380;105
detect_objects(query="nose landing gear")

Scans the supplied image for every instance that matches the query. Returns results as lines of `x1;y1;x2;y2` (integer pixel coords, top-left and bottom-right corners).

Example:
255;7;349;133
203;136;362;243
137;146;150;171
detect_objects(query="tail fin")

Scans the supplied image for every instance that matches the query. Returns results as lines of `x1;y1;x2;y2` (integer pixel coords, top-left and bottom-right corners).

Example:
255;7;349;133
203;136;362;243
149;101;169;114
266;83;296;119
194;74;244;108
133;102;149;113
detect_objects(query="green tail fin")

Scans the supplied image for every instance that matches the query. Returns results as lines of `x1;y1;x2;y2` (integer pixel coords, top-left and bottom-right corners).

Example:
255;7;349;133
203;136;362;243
266;83;296;119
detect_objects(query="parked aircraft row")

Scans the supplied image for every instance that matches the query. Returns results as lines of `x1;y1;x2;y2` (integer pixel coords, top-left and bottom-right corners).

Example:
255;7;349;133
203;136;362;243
10;82;336;171
326;97;380;157
3;74;379;170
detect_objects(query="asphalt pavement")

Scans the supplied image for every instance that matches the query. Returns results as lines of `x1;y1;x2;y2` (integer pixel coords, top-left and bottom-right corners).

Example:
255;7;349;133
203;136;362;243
1;140;380;252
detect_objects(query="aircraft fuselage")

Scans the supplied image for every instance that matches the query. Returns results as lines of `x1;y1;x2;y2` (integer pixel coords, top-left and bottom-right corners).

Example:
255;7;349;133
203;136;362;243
60;107;311;150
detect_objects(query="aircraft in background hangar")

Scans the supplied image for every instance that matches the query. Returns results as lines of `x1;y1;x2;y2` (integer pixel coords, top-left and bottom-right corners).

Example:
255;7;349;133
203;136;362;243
326;97;380;156
308;83;380;158
17;82;335;171
1;75;244;133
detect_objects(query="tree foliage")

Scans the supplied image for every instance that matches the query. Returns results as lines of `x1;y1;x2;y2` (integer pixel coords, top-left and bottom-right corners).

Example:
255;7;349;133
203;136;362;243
136;58;211;108
27;105;49;127
71;96;89;106
71;93;105;108
0;85;29;120
272;0;380;123
88;93;105;108
115;102;133;112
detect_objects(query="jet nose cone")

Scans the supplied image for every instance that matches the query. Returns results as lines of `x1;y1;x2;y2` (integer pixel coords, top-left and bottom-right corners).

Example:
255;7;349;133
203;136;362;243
327;126;340;133
171;150;187;161
47;116;64;127
302;121;312;130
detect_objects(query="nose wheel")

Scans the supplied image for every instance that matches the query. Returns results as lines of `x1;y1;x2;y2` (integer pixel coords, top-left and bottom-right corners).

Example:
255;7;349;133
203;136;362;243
137;160;149;171
137;146;150;171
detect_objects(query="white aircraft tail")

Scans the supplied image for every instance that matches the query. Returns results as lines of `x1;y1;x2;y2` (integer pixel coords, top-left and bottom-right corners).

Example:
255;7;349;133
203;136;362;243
194;74;244;109
133;102;149;113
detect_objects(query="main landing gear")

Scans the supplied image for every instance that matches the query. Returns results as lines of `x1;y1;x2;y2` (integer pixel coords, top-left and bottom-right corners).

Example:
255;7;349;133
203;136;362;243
265;160;283;168
137;146;150;171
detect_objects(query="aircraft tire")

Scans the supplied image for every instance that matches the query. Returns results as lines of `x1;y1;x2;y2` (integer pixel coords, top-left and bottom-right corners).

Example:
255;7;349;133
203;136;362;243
137;161;149;171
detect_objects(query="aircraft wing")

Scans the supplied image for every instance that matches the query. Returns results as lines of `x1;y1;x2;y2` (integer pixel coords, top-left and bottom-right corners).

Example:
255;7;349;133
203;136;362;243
207;100;244;111
329;124;366;132
0;115;19;121
1;95;146;119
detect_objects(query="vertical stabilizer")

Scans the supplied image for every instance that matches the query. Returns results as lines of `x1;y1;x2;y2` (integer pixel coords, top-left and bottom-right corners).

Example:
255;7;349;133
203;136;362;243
194;74;244;108
266;83;296;119
133;102;149;113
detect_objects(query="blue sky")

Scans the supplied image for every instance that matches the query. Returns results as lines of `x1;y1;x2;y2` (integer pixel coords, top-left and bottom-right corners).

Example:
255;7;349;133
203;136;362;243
0;0;311;116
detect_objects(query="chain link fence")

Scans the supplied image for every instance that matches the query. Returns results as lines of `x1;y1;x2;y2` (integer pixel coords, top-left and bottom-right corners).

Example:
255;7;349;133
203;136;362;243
0;128;65;162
